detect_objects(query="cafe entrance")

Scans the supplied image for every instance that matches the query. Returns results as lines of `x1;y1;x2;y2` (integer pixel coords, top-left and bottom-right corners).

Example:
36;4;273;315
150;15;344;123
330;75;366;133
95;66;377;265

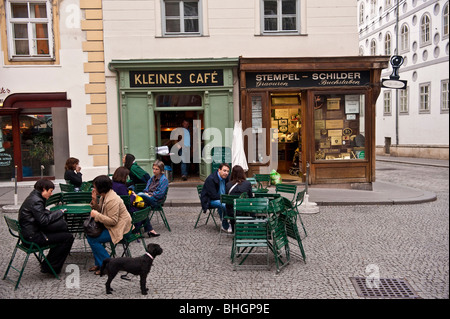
156;109;204;180
269;92;306;176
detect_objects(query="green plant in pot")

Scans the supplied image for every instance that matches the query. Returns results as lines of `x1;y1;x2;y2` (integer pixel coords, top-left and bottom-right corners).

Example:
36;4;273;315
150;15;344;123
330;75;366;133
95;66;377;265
29;133;54;166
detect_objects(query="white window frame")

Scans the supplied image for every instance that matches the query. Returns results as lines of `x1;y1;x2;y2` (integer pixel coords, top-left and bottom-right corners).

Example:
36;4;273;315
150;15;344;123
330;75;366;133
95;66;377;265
162;0;202;36
400;23;409;53
420;13;431;46
261;0;300;35
383;90;392;115
5;0;54;61
419;82;431;114
359;2;365;25
399;86;409;114
441;79;449;113
443;2;449;39
370;39;377;55
384;32;391;55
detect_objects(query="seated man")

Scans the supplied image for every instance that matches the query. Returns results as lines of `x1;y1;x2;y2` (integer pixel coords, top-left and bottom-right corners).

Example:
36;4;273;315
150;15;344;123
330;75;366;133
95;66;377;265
200;163;231;233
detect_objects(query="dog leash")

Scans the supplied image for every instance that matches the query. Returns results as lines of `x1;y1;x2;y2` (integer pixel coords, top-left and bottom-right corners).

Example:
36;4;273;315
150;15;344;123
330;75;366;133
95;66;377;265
145;252;154;259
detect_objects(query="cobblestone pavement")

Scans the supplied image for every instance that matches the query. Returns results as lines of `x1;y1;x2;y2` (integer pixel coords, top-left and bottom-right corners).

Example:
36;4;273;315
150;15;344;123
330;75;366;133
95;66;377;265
0;161;448;301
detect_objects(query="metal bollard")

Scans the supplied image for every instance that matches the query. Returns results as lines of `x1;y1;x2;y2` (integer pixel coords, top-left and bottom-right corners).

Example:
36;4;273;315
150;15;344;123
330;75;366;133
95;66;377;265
305;162;310;194
14;165;18;206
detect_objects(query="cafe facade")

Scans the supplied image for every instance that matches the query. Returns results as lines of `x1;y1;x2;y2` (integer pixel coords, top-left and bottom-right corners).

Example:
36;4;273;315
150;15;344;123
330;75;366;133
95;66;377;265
239;56;389;188
108;58;239;180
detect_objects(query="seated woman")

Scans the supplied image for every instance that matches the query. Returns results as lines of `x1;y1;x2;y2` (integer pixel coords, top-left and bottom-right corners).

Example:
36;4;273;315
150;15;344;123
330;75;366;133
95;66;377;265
87;175;132;275
18;179;74;274
64;157;82;191
137;160;169;209
111;166;160;237
225;165;253;232
123;153;151;187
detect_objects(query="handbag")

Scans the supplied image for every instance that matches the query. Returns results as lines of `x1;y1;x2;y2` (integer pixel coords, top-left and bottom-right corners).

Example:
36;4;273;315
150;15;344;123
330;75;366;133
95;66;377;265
83;216;104;238
43;216;68;233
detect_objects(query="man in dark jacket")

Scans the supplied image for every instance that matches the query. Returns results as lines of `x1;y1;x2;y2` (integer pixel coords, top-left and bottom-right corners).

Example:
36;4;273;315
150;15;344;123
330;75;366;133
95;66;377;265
200;163;231;232
19;179;74;274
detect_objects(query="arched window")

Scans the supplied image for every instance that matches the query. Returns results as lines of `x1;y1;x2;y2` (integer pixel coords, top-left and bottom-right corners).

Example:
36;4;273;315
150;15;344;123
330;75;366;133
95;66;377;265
400;23;409;52
370;0;377;17
359;45;365;56
370;39;377;55
384;32;391;55
443;2;449;38
359;2;365;25
420;13;431;45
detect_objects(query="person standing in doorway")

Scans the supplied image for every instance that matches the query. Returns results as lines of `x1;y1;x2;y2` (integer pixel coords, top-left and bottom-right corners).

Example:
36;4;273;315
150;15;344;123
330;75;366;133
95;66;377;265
173;119;191;181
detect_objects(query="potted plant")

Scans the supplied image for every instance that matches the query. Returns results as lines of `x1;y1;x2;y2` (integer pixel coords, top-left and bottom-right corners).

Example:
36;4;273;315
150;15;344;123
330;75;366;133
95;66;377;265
28;133;54;175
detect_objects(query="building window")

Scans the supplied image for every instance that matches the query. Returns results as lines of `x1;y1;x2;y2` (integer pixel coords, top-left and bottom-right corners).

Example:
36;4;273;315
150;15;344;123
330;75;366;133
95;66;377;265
419;83;431;113
162;0;201;36
359;2;365;25
384;0;392;10
400;23;409;53
5;0;54;60
441;80;449;113
399;86;409;114
443;2;449;38
370;39;377;55
370;0;377;18
383;91;391;115
314;94;366;161
262;0;300;34
384;32;391;55
420;13;431;46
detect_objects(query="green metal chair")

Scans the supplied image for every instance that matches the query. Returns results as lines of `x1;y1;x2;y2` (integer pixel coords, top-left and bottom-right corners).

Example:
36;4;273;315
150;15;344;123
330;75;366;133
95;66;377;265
59;183;75;192
46;193;62;207
119;194;132;211
134;183;147;193
292;189;308;238
233;197;270;219
232;217;270;271
247;177;258;193
3;216;59;290
231;198;270;269
148;193;171;231
80;181;93;192
280;190;307;239
62;192;92;204
254;193;281;200
268;200;291;272
219;194;240;244
275;183;297;204
254;174;271;193
194;185;218;229
111;206;151;257
277;193;307;262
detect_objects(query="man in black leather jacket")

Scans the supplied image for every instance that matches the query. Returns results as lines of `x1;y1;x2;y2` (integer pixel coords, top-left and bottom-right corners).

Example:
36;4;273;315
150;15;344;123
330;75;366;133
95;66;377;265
18;179;74;274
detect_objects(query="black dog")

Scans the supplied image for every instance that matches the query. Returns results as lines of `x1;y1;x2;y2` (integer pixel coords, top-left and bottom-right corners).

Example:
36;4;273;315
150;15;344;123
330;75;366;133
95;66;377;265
100;243;163;295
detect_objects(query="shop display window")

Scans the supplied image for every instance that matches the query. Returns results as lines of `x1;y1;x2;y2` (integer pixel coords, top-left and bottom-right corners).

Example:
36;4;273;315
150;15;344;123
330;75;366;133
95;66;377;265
313;93;366;161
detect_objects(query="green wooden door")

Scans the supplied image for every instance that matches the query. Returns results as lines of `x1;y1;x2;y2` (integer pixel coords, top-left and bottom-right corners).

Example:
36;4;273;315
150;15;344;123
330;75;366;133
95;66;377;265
121;93;155;174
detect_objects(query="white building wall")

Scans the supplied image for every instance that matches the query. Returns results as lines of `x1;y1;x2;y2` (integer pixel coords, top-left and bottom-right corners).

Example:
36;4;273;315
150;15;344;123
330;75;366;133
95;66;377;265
0;0;93;174
102;0;359;65
358;0;449;159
